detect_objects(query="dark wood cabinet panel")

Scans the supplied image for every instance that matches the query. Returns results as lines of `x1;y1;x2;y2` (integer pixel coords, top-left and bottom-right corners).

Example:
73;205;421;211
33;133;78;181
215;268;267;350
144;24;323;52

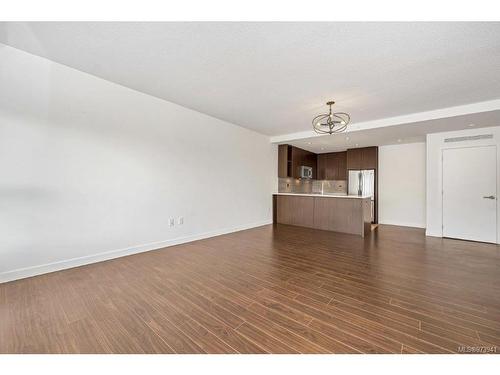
346;148;362;170
317;151;347;180
291;147;304;178
313;197;368;236
317;154;328;180
324;153;335;180
276;195;315;228
275;195;370;236
361;146;378;169
278;144;289;178
333;151;347;180
347;147;378;170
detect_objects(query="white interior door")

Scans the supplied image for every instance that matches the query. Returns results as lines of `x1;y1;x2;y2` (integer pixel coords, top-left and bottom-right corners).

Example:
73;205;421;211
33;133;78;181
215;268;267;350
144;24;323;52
442;145;497;243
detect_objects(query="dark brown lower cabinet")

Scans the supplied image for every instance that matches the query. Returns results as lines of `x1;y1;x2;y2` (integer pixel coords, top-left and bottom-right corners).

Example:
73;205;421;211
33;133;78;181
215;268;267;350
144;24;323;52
275;195;371;237
313;197;370;236
276;195;315;228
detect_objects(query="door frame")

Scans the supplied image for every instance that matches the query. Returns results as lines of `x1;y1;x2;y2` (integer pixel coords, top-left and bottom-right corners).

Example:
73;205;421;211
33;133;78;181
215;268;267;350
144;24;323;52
425;127;500;243
441;144;498;243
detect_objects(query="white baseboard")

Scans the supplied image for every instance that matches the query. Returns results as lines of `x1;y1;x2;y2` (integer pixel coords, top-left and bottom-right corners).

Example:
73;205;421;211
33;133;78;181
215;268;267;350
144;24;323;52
425;230;443;238
378;220;426;229
0;219;272;284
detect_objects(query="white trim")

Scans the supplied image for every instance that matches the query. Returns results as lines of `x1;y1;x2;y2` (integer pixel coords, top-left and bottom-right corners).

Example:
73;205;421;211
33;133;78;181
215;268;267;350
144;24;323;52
378;220;426;229
270;99;500;143
425;230;443;238
0;220;272;284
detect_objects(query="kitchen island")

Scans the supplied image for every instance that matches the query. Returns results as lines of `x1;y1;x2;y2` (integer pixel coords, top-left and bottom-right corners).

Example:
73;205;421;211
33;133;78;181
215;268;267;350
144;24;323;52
273;193;372;237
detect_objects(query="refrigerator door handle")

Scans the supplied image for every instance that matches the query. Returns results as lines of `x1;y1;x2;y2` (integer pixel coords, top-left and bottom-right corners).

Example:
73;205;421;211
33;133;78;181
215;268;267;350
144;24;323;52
356;172;360;195
361;172;363;196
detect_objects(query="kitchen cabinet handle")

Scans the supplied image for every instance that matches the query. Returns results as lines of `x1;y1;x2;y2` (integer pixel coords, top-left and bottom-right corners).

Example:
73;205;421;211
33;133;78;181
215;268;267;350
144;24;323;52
483;195;496;199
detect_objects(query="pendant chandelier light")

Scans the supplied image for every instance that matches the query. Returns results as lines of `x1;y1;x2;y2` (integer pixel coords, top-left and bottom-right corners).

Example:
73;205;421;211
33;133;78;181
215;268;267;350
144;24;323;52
312;101;350;135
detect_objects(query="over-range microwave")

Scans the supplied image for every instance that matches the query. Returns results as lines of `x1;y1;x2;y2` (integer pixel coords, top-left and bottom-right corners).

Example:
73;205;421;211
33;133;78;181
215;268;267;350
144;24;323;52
299;166;313;179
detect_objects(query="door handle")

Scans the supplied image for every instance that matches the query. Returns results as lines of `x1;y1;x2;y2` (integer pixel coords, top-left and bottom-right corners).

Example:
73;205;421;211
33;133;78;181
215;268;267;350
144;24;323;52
483;195;496;199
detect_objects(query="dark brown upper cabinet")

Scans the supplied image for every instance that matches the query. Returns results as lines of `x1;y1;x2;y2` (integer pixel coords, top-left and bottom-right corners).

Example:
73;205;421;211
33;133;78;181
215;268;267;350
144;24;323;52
347;146;378;170
317;153;328;180
317;151;347;180
278;144;317;179
278;144;290;178
292;146;317;179
360;146;378;170
346;148;362;170
334;151;347;180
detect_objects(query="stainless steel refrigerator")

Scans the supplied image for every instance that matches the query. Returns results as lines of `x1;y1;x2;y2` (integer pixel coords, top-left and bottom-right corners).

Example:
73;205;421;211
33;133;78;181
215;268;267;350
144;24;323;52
348;169;375;222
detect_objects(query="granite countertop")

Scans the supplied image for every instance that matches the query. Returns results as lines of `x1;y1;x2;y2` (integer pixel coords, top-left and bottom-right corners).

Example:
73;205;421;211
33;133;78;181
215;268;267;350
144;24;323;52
273;192;371;199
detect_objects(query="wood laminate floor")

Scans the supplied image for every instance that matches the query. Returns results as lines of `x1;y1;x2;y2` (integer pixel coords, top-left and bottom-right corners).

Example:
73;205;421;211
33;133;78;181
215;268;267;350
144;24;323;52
1;224;500;354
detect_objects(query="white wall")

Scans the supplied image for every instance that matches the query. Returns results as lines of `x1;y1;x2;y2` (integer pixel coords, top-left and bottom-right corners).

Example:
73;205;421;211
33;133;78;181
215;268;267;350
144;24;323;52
0;44;277;283
426;126;500;241
378;142;426;228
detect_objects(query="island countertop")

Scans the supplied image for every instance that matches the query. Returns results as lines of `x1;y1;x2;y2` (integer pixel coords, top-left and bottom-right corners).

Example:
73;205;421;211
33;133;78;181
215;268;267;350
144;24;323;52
273;192;371;199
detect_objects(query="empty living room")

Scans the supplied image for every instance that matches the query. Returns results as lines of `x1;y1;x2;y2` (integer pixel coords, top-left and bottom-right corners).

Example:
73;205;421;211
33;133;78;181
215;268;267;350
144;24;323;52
1;1;499;374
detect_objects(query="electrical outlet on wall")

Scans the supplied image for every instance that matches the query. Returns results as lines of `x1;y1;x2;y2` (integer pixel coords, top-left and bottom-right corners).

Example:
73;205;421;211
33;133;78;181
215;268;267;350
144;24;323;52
169;218;175;227
178;217;184;225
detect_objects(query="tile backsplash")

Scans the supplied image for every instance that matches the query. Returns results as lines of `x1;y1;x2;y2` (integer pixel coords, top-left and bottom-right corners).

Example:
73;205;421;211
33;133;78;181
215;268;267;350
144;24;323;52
278;178;347;194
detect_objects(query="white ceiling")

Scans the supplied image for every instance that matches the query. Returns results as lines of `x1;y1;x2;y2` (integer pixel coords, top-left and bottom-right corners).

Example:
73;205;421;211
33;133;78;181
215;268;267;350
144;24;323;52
1;22;500;141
